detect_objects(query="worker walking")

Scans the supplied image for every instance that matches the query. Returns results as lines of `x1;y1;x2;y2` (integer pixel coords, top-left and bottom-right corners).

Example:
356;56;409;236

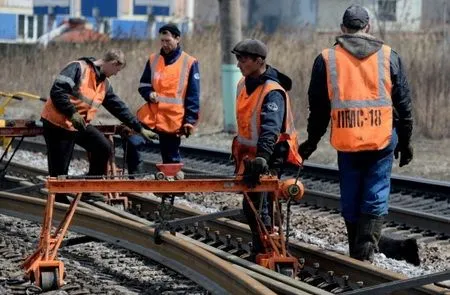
41;49;157;203
125;23;200;173
299;5;413;262
231;39;302;258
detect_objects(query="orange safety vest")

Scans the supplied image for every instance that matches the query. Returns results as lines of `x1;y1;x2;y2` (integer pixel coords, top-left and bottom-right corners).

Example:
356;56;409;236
41;60;107;131
232;78;302;173
137;51;196;133
322;44;393;151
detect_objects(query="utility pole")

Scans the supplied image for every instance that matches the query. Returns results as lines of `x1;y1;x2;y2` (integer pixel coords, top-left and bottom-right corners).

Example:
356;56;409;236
219;0;242;133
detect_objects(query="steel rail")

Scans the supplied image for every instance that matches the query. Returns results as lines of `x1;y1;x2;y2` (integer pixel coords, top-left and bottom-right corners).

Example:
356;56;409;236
2;154;449;294
10;139;450;197
5;159;449;236
123;193;448;295
0;191;276;295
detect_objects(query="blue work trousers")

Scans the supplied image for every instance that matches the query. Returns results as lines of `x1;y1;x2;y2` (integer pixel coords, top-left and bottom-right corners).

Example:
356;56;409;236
337;130;398;223
125;133;181;174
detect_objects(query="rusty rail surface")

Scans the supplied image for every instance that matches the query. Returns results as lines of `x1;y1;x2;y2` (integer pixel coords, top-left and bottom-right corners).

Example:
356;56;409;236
0;191;277;295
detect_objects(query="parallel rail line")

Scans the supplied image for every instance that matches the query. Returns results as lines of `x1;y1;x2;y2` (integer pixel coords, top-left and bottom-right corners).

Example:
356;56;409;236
1;144;449;293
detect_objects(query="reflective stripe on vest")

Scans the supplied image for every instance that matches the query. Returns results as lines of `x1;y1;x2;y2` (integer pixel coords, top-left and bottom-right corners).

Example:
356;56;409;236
323;45;393;151
233;78;302;168
150;53;190;103
41;60;107;131
136;51;195;133
236;80;272;147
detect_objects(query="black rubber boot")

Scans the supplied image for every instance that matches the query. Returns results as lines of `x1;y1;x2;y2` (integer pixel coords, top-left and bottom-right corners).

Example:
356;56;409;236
379;234;420;266
353;214;384;262
345;220;357;257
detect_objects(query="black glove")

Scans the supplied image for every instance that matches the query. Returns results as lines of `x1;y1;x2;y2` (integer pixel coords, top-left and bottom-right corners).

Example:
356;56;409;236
243;157;269;188
394;143;413;167
298;140;317;160
70;112;86;131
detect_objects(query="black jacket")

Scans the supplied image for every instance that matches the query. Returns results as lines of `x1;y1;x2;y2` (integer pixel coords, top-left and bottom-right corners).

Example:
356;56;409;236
245;65;292;167
306;34;413;146
46;57;143;132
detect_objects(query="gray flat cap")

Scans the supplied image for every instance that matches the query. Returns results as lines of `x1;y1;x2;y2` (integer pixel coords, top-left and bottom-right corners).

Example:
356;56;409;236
231;39;268;58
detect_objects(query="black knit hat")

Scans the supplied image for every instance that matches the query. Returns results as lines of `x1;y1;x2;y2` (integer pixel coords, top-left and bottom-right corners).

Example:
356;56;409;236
231;39;268;59
342;5;370;29
159;23;181;37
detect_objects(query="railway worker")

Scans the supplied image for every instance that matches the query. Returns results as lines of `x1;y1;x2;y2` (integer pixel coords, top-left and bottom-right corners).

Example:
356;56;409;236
231;39;302;258
124;23;200;174
41;49;157;203
299;5;413;262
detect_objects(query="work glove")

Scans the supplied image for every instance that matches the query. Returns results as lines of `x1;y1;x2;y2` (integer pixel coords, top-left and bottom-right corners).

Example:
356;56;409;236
182;123;194;138
394;143;413;167
70;112;86;131
298;140;317;160
148;92;159;103
243;157;269;188
139;128;158;142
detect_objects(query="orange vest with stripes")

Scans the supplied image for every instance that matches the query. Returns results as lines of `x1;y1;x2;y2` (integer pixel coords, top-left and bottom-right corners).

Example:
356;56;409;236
41;60;107;131
232;79;302;173
137;51;196;133
322;44;393;151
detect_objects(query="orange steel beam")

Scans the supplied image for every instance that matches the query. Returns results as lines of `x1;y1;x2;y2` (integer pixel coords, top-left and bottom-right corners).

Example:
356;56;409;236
46;177;282;194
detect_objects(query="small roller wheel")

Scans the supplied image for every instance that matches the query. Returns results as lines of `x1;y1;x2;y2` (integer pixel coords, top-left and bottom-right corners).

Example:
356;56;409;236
40;268;59;291
113;203;125;211
174;171;184;180
155;172;166;180
276;265;295;278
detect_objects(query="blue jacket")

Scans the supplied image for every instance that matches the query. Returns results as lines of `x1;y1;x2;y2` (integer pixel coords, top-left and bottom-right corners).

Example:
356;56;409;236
138;46;200;125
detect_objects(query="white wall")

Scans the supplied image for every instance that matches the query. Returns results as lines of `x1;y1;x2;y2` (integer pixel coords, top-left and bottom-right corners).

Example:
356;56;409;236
316;0;423;32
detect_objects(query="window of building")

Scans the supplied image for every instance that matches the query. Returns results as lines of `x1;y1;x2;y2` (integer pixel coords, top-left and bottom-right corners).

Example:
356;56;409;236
378;0;397;21
17;14;47;41
18;15;25;38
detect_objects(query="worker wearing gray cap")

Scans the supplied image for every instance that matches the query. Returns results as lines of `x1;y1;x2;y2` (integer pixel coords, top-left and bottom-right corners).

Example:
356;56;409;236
299;5;414;262
231;39;302;260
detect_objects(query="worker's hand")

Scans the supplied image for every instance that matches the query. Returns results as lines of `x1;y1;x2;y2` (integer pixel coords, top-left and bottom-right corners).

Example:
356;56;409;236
70;112;86;131
182;123;194;138
394;143;413;167
243;157;269;188
298;140;317;160
140;128;158;142
148;92;159;103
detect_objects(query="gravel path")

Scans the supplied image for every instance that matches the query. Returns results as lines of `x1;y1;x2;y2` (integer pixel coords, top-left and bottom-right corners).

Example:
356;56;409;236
0;215;207;295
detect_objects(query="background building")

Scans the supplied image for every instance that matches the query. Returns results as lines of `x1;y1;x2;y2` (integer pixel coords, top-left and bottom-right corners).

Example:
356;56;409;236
0;0;448;43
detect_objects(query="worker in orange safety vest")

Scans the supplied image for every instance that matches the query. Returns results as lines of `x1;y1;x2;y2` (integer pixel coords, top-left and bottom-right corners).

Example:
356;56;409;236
299;5;414;262
41;49;157;203
231;39;302;258
124;23;200;174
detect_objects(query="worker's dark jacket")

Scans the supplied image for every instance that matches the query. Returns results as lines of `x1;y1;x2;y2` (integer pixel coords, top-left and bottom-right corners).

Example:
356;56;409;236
307;34;413;146
247;66;292;168
46;57;143;132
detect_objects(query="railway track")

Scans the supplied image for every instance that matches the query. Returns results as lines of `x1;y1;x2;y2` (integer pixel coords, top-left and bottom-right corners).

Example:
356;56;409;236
10;138;450;237
1;140;449;294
